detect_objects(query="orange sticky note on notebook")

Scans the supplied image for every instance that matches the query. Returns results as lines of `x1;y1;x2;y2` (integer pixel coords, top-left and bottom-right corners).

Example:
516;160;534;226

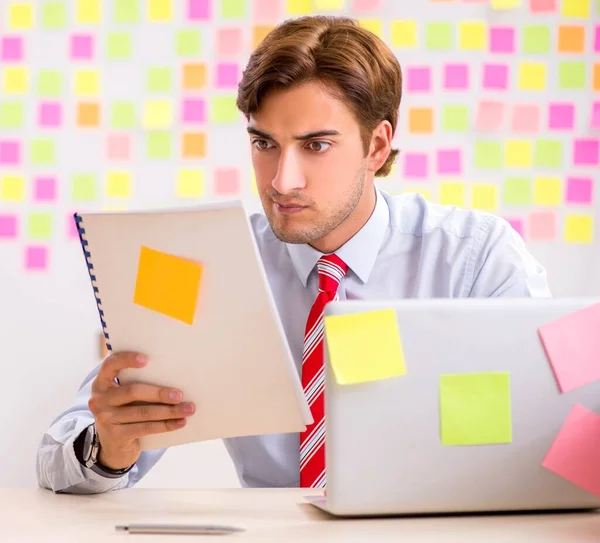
133;245;202;325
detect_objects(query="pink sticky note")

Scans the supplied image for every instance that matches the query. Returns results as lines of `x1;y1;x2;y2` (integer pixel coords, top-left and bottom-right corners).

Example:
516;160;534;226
188;0;210;20
106;134;131;161
483;64;509;90
542;404;600;497
528;211;556;241
34;176;57;202
505;217;524;238
38;102;62;128
406;67;431;92
511;104;540;134
70;34;94;60
573;139;600;166
437;149;462;174
548;103;574;130
490;27;515;54
0;140;21;165
25;246;48;271
593;25;599;53
253;0;281;22
529;0;556;12
592;103;600;129
0;215;18;238
538;303;600;393
216;63;239;88
566;177;593;205
476;100;505;131
214;168;240;195
182;98;206;123
216;28;243;57
444;64;469;90
1;36;23;62
403;153;428;179
352;0;383;12
67;213;80;239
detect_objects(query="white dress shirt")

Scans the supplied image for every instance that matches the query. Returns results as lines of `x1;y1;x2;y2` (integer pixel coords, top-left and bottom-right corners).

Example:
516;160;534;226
36;189;551;493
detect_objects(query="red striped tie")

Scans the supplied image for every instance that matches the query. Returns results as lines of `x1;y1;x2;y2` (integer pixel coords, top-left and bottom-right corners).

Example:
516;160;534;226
300;254;348;488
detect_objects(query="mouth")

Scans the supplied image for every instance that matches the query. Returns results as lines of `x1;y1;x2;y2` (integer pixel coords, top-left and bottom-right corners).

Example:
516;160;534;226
272;200;308;215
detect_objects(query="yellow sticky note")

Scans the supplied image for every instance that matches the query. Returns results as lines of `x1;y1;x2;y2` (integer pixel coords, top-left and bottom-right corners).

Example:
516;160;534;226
518;62;547;90
76;0;102;23
491;0;521;7
472;184;498;211
250;170;258;195
75;70;99;95
505;140;532;168
323;309;406;385
133;246;202;325
1;175;26;202
287;0;313;14
148;0;173;21
315;0;343;8
106;172;132;198
440;372;512;446
359;19;383;38
143;100;173;129
391;20;417;48
440;182;466;207
458;22;487;50
3;67;28;94
403;187;431;201
561;0;590;18
9;3;34;29
177;169;204;197
533;177;561;206
565;215;593;243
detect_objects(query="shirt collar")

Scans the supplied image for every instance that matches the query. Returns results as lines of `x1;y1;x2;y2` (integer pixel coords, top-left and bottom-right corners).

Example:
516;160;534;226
285;187;389;287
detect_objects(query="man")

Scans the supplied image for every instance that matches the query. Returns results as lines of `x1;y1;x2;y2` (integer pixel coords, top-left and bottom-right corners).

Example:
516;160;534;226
37;16;550;494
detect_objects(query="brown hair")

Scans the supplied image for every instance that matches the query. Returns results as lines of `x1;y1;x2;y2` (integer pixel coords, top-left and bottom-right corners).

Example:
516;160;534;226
236;16;402;177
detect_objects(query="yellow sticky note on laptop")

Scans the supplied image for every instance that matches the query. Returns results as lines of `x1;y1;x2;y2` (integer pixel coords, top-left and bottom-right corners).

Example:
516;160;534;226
324;309;406;385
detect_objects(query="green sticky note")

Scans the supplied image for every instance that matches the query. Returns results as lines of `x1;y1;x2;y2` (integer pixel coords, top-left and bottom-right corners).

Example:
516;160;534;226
107;32;132;58
114;0;139;23
559;61;586;90
72;174;97;202
147;67;171;92
522;25;550;53
42;2;67;29
38;71;62;97
111;102;136;128
425;22;453;50
147;132;171;159
534;140;563;169
31;140;55;165
324;309;406;385
0;102;24;128
176;30;201;56
27;213;53;240
475;141;502;169
442;105;469;132
222;0;246;18
440;372;512;446
210;96;238;124
504;178;532;206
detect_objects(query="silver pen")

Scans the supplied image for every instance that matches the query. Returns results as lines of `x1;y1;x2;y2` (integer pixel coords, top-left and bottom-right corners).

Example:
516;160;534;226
116;523;245;535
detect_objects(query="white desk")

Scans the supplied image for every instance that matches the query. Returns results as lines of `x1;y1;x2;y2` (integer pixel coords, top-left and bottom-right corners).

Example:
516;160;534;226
4;488;600;542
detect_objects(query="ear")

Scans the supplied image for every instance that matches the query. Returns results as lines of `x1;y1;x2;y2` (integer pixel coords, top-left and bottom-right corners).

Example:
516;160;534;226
367;120;393;174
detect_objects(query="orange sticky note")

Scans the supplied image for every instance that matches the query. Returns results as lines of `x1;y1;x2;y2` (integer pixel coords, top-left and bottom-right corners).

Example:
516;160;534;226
133;246;202;325
253;25;275;49
409;107;433;134
183;63;206;90
77;102;100;127
182;133;206;158
558;25;585;53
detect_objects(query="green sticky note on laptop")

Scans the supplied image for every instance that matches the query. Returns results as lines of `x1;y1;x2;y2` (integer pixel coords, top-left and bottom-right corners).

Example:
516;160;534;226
323;309;406;385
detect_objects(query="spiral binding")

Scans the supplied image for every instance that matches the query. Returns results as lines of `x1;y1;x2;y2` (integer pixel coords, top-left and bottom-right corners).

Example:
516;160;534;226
74;213;112;353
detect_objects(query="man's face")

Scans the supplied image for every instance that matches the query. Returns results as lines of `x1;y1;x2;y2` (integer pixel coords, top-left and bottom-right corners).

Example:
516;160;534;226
247;81;369;246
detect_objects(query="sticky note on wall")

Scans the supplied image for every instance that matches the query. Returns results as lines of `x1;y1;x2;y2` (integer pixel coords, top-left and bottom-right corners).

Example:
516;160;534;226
324;309;406;385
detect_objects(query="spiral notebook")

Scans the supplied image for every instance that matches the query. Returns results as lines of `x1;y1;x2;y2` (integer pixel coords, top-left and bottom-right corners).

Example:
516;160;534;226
74;200;312;451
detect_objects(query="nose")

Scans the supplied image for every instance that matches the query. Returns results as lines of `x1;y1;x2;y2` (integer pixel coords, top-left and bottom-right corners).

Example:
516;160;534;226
271;148;305;195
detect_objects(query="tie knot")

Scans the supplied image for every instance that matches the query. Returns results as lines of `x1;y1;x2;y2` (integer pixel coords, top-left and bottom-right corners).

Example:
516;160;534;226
316;254;348;294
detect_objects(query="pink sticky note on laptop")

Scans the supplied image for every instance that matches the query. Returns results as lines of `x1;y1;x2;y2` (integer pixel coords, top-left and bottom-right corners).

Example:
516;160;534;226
538;303;600;393
542;404;600;497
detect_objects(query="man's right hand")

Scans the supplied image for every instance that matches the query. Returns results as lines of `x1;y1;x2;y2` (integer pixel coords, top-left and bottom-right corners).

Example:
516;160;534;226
88;352;195;471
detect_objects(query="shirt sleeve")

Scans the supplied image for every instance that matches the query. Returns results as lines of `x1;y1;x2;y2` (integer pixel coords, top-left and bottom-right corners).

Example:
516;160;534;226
466;215;552;299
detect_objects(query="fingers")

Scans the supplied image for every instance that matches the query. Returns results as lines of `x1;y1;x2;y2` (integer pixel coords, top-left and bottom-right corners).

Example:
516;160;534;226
94;352;148;391
105;383;183;408
112;402;195;424
119;418;188;440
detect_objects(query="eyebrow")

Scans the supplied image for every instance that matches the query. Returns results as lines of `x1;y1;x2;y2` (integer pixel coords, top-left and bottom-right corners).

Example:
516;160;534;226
246;127;341;141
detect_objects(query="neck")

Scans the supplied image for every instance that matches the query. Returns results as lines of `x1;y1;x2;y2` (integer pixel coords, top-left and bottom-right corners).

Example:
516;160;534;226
310;185;377;254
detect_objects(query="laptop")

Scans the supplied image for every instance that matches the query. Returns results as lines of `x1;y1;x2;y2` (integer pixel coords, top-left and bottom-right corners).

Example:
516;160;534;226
306;297;600;517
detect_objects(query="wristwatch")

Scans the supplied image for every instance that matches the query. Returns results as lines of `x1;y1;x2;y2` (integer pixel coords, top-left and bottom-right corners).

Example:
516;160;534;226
80;423;134;478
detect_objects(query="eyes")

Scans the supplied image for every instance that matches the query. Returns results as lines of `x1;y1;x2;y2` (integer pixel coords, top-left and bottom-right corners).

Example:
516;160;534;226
251;139;332;154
